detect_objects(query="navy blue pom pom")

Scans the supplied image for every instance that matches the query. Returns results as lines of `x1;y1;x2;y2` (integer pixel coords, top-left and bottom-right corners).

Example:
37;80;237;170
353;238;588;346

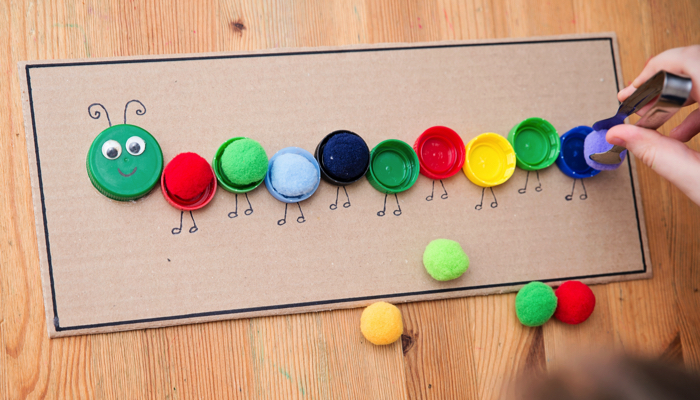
322;133;370;182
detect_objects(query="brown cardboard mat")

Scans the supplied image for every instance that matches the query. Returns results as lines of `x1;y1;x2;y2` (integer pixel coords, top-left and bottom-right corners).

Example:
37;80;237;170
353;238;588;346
19;33;650;337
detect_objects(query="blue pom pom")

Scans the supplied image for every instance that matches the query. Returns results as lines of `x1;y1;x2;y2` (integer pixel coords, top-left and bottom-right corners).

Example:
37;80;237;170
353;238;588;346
271;153;318;197
322;133;369;182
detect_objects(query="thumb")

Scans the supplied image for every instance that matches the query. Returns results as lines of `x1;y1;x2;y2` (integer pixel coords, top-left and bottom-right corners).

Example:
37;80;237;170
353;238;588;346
607;124;700;206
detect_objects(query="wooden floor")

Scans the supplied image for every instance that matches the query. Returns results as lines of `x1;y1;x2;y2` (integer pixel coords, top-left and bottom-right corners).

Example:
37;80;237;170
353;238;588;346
2;1;699;399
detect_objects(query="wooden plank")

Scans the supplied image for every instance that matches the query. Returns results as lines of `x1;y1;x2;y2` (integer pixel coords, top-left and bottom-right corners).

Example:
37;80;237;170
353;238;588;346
320;309;408;399
249;314;330;399
468;293;544;399
2;0;700;399
400;299;478;399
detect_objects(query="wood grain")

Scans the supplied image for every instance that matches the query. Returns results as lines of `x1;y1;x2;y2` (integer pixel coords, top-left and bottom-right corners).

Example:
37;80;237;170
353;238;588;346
2;0;699;399
400;299;477;399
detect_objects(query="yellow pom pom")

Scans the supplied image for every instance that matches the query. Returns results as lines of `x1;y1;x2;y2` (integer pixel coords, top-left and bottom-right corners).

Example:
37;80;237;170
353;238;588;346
360;302;403;345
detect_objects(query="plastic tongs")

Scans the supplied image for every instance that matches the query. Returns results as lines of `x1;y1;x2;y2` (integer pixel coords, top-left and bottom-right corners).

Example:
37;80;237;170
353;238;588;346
589;70;693;165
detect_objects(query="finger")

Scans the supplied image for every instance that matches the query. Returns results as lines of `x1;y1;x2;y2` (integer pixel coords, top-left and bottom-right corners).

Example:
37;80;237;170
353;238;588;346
669;108;700;142
630;47;686;88
618;46;700;105
630;46;700;103
618;84;636;102
607;124;700;205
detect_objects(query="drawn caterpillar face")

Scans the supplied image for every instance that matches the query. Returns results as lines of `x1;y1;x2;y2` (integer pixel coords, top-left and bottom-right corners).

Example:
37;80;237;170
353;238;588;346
86;101;163;201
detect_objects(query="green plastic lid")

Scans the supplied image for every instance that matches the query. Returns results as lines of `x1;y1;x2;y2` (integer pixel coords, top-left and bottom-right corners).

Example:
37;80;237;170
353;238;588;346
366;139;420;194
86;124;163;201
507;118;561;171
212;137;268;194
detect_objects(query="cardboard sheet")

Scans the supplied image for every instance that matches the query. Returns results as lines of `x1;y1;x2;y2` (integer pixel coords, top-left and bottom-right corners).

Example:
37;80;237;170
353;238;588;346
19;33;651;337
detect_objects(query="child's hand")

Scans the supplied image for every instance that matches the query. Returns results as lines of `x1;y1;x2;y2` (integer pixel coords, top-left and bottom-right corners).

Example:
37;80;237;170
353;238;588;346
606;46;700;205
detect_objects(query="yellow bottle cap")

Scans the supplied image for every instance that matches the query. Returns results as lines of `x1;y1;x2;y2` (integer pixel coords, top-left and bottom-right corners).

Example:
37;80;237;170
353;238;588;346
463;133;516;187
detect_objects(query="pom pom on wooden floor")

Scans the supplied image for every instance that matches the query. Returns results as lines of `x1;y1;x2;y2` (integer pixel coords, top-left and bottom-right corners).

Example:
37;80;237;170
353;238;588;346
516;281;557;327
554;281;596;324
360;302;403;345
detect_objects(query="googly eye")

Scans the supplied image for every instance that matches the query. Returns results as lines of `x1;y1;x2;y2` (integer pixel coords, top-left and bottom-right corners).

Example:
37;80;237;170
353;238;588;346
101;140;122;160
126;136;146;156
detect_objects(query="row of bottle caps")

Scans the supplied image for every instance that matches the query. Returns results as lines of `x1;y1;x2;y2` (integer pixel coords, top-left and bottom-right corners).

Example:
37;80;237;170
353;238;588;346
86;114;603;211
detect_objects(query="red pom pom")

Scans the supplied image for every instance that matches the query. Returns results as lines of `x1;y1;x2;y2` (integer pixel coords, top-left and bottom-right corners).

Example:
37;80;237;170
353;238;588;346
164;152;213;200
554;281;596;324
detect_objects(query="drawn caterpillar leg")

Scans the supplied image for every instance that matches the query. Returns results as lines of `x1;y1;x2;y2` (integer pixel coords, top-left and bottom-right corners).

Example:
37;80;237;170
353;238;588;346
475;188;485;210
331;187;340;209
188;212;199;233
172;210;198;234
439;180;448;200
243;193;254;215
393;194;402;216
565;179;588;201
519;171;542;194
342;186;351;208
278;204;287;225
475;187;498;211
228;193;254;218
330;186;351;210
378;193;402;217
296;203;306;223
579;179;587;200
229;194;239;218
426;181;435;201
378;193;388;216
489;187;498;208
278;203;305;225
518;171;529;194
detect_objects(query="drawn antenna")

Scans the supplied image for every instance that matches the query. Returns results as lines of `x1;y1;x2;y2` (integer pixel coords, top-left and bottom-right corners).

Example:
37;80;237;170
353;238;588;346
88;103;111;127
123;100;146;124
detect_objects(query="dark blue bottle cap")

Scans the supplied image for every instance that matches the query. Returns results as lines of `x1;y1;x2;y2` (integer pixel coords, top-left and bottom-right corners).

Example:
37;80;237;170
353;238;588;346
314;130;370;185
556;126;601;179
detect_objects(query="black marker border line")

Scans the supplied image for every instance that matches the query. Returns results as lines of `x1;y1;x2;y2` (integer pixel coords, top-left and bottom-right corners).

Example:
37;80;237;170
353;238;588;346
26;36;646;332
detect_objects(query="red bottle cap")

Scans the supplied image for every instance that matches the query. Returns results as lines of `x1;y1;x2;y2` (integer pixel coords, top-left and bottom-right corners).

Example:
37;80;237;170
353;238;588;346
413;126;466;180
161;153;217;211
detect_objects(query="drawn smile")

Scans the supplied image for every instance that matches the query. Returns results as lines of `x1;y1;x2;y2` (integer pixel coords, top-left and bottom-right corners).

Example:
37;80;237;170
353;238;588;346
118;167;137;177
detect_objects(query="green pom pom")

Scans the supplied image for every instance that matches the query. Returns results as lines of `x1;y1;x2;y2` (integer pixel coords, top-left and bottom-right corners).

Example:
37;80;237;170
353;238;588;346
220;138;268;186
515;282;557;327
422;239;469;281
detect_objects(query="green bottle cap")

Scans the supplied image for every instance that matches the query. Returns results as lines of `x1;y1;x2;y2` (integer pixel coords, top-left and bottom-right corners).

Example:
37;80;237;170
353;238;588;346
86;124;164;201
508;118;561;171
212;137;268;194
366;139;420;194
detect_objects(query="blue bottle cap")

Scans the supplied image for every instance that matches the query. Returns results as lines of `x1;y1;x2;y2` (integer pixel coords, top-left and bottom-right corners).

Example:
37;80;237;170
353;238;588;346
265;147;321;203
314;130;370;185
556;126;601;179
